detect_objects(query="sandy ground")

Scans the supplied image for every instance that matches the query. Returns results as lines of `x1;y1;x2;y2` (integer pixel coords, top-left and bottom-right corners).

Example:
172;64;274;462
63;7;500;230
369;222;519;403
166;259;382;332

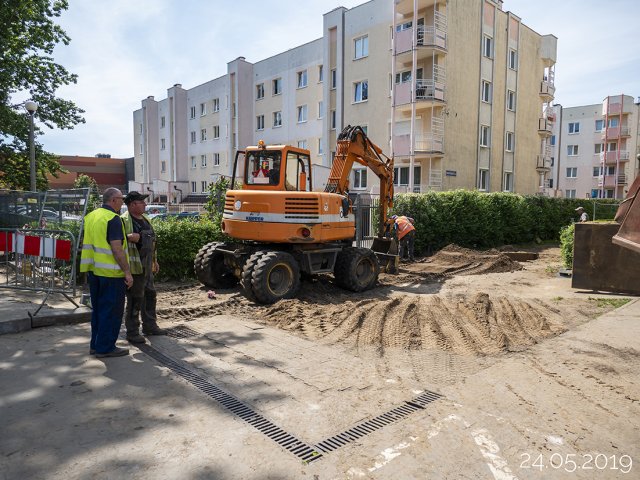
2;245;639;479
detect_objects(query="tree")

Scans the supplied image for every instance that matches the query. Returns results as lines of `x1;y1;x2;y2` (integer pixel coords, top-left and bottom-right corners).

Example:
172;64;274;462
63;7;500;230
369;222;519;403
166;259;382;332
73;173;100;212
0;0;85;190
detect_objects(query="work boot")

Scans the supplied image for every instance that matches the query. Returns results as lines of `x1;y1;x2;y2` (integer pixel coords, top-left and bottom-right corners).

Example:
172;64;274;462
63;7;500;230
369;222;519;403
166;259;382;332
143;326;168;336
95;347;129;358
126;333;146;344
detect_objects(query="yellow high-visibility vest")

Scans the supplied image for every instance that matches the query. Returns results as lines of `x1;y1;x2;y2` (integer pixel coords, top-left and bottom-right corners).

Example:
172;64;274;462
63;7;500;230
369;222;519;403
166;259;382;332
80;208;128;277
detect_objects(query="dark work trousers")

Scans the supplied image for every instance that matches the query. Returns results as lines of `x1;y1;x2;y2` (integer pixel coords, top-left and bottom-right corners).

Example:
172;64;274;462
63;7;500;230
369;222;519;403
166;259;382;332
88;271;126;354
399;230;416;261
124;270;158;335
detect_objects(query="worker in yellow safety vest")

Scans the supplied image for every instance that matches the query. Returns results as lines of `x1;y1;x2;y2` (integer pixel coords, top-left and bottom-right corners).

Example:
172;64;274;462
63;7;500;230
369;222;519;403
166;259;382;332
392;214;416;262
80;187;133;358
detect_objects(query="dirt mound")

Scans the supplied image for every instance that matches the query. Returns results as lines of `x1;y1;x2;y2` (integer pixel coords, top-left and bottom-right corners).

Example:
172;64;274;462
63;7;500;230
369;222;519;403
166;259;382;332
258;292;566;356
403;244;523;277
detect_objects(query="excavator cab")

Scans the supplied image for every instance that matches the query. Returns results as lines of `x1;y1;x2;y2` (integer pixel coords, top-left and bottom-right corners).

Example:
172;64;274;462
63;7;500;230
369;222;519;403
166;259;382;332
238;141;312;192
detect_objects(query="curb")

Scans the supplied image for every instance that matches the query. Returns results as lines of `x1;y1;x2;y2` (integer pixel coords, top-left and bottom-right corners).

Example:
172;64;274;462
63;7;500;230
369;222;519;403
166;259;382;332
0;308;92;335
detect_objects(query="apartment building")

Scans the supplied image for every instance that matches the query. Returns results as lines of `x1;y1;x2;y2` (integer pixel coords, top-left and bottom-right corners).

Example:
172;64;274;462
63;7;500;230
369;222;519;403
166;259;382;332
549;95;640;199
133;0;557;200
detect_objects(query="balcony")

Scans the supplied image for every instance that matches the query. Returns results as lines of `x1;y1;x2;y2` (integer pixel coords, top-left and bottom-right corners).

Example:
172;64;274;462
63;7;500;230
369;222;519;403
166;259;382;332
600;151;630;164
621;126;631;137
598;174;627;187
393;78;446;109
393;133;444;156
536;154;552;171
539;80;555;101
538;118;553;136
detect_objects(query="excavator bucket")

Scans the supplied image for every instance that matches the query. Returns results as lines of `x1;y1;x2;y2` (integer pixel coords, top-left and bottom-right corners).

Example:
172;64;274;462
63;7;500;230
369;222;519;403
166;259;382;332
371;237;399;273
612;174;640;254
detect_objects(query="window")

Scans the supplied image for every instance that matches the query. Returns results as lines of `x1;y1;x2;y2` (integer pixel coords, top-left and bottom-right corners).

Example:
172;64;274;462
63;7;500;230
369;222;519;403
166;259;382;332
318;101;324;119
508;49;517;70
393;166;421;186
297;140;307;150
594;143;604;154
318;65;324;82
550;135;556;146
607;117;619;128
480;125;490;147
190;131;196;144
190;106;196;119
481;80;492;103
565;189;577;199
354;80;368;103
213;98;220;112
213;125;220;138
595;119;604;131
139;123;142;134
550;157;555;166
273;78;282;95
191;156;196;169
201;181;207;193
503;172;513;192
605;189;614;199
607;141;617;152
568;122;580;134
318;138;323;154
256;83;264;99
606;165;615;175
201;128;207;141
214;153;220;166
478;169;489;191
507;90;516;111
483;35;493;58
593;166;602;177
297;70;307;88
353;169;367;189
256;115;264;131
139;144;143;154
505;132;514;152
330;68;337;89
549;179;553;188
354;35;369;59
201;154;207;167
160;116;165;128
396;20;412;31
297;105;308;123
200;103;206;116
232;103;236;118
191;181;197;193
160;138;166;150
566;167;577;178
161;161;166;173
567;145;578;156
273;111;282;127
330;110;336;130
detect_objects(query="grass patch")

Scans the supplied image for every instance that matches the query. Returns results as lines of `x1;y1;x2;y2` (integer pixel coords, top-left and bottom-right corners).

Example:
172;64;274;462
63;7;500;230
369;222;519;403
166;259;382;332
552;296;563;302
588;297;631;309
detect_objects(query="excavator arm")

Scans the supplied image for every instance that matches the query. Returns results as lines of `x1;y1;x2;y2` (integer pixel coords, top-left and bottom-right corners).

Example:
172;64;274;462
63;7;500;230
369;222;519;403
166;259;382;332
325;125;394;237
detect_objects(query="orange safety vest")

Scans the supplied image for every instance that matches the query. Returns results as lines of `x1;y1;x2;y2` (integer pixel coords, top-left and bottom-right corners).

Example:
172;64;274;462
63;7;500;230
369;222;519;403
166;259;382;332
396;216;415;240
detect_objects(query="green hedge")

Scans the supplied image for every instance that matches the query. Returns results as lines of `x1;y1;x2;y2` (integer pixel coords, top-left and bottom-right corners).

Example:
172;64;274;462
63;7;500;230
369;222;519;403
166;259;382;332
559;224;575;269
391;191;617;255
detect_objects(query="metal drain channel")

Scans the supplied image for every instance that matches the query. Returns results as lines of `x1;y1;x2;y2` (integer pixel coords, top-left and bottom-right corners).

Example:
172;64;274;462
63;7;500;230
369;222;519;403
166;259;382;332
314;390;442;453
137;342;322;463
138;324;443;461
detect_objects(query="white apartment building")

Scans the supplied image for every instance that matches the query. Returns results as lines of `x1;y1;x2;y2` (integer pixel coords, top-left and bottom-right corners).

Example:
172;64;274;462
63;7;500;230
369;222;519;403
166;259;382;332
549;95;640;199
133;0;557;201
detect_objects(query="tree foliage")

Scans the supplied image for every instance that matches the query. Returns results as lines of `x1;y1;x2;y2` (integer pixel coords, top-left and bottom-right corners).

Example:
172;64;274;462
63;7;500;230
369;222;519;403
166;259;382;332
0;0;84;190
73;173;100;212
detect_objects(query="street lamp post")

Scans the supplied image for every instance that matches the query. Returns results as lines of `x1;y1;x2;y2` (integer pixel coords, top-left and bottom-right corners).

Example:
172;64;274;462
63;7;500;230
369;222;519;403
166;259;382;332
25;101;38;192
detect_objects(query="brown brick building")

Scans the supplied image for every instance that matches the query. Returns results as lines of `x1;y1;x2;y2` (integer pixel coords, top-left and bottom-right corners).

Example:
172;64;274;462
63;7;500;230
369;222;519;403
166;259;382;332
48;155;132;191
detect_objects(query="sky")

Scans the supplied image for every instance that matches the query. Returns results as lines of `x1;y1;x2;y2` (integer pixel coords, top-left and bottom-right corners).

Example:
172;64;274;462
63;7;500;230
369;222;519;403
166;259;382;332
36;0;640;158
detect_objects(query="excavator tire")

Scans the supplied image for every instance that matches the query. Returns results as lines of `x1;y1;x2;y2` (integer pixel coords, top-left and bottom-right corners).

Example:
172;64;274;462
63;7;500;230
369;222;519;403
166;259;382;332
334;247;379;292
194;242;238;289
240;251;265;302
251;251;300;304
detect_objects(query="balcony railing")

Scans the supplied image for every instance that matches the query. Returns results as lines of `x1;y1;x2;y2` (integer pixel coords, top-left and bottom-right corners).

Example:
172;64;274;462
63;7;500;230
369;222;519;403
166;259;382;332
598;174;627;187
539;80;555;99
538;118;553;135
393;133;444;156
536;154;552;170
621;126;631;136
393;78;446;106
600;150;630;163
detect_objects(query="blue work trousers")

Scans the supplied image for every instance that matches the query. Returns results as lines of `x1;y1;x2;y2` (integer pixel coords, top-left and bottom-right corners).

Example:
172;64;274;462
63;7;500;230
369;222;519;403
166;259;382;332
88;272;126;354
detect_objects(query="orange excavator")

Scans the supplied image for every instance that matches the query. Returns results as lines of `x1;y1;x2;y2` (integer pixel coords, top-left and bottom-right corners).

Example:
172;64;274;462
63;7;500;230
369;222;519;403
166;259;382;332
194;125;396;303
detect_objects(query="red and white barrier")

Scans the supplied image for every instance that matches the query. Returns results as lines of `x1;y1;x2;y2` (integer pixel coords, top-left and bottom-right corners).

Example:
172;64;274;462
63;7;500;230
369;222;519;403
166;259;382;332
0;232;72;261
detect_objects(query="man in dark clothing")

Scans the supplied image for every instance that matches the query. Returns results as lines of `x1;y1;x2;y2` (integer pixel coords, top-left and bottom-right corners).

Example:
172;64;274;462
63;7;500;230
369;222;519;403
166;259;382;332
121;191;167;343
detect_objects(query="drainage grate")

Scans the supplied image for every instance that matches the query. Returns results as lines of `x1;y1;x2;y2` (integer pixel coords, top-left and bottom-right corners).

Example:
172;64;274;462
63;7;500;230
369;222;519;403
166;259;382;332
165;325;201;339
314;389;442;453
137;343;322;463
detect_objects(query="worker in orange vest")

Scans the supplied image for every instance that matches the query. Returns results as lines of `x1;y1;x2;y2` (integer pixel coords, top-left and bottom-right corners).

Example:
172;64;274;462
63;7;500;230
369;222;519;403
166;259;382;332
392;215;416;262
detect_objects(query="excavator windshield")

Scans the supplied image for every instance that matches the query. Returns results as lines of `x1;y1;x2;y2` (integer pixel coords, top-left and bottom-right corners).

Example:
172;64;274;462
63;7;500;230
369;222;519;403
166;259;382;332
246;150;281;186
